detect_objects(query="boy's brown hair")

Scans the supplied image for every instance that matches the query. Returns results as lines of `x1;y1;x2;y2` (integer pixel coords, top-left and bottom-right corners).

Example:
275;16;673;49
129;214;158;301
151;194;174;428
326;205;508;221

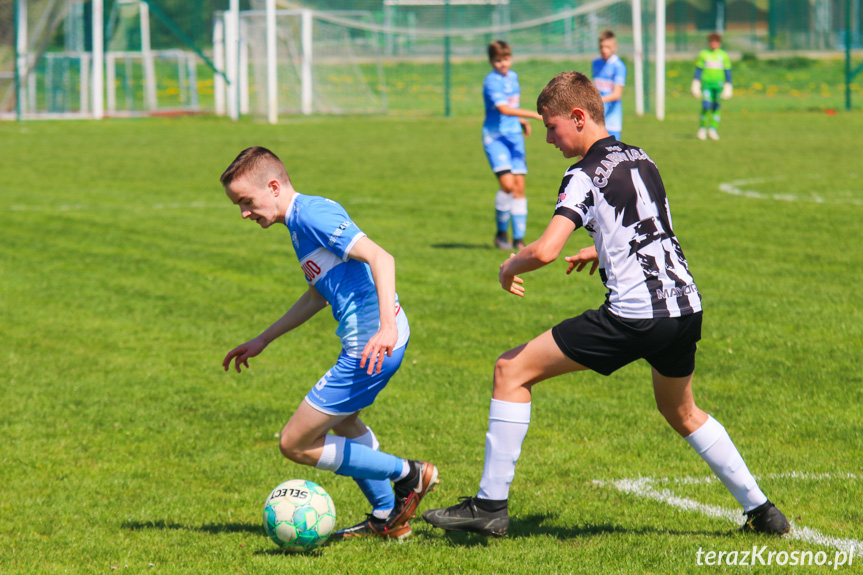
598;29;616;42
708;32;722;43
220;146;291;188
536;71;605;125
488;40;512;61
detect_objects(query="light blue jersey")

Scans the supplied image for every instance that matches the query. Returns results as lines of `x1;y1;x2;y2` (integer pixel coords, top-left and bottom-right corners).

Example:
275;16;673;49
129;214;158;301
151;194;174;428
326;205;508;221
592;54;627;136
284;193;409;358
483;69;522;136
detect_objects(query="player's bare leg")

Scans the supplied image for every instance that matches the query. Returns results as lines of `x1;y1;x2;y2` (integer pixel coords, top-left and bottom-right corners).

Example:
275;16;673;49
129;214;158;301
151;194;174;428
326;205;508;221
279;400;344;465
424;330;587;536
652;369;790;535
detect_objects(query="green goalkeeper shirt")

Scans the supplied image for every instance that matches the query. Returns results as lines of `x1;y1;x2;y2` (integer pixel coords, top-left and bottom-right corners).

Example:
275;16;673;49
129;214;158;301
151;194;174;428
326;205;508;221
694;49;732;88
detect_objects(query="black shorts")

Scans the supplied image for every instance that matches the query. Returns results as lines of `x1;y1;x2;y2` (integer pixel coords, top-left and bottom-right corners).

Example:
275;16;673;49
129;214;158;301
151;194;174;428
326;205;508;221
551;305;703;377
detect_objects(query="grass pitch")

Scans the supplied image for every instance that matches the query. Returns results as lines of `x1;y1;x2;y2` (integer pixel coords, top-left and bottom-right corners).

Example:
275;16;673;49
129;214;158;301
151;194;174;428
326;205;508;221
1;94;861;574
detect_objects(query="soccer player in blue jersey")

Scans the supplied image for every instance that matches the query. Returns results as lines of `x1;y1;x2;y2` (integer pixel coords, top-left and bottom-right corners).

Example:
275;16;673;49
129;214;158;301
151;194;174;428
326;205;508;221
591;30;627;140
220;147;438;541
483;40;544;251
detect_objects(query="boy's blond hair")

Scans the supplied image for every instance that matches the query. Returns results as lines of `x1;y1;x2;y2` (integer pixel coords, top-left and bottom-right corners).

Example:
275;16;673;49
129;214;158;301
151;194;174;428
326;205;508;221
220;146;291;188
536;71;605;125
488;40;512;61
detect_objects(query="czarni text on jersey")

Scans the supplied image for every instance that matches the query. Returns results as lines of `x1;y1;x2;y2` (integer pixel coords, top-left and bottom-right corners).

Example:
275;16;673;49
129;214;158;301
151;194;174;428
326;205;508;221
592;147;655;188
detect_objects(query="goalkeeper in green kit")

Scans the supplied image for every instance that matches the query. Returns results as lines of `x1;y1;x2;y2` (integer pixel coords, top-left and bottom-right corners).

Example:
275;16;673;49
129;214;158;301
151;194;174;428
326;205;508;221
691;32;732;141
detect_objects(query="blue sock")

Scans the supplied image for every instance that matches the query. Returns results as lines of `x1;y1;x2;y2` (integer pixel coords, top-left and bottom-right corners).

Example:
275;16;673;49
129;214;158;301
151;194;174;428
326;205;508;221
351;428;396;516
495;190;512;234
511;197;527;241
336;439;405;481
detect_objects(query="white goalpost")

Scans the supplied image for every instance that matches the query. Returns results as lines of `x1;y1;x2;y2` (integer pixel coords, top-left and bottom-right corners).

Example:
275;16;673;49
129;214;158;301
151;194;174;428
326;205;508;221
6;0;204;120
212;0;666;123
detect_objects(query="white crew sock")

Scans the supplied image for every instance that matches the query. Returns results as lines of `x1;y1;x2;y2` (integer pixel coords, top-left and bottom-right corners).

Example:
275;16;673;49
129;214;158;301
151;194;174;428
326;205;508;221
684;415;768;512
315;434;346;472
353;427;380;451
495;190;512;233
477;399;531;501
510;197;528;240
495;189;513;212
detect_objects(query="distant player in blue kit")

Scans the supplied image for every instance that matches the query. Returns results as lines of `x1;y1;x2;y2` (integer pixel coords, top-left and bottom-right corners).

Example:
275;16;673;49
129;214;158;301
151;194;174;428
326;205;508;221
220;147;438;541
591;30;627;140
483;40;544;251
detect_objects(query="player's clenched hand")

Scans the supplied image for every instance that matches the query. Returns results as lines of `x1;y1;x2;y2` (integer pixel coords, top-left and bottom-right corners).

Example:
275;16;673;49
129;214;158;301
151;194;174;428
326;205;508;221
499;254;525;297
361;324;397;375
564;245;599;275
223;337;267;373
521;120;532;137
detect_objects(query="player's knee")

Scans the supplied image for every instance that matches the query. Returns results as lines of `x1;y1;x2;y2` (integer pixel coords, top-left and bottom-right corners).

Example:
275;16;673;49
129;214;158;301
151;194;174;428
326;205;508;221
493;353;521;391
278;434;314;465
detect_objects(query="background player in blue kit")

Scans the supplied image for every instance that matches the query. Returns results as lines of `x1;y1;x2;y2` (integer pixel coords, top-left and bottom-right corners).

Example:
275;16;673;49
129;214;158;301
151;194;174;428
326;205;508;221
423;72;790;538
483;40;544;251
592;30;627;140
220;147;438;541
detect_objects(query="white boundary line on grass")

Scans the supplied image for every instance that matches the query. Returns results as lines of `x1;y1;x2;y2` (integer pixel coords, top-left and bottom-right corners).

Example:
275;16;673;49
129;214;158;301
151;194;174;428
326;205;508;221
593;473;863;558
718;177;863;205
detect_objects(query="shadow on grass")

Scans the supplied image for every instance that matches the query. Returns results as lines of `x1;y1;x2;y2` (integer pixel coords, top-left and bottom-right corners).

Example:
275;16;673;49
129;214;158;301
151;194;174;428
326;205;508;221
253;547;326;557
431;243;494;250
423;512;733;547
123;519;264;536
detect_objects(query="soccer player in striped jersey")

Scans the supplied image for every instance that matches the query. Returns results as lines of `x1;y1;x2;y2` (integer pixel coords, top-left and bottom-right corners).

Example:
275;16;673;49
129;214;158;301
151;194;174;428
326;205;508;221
691;32;733;141
220;147;437;541
423;72;790;538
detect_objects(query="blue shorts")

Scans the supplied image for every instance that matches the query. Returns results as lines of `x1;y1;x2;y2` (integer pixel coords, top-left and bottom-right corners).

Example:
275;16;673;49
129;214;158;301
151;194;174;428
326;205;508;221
305;344;407;415
483;131;527;176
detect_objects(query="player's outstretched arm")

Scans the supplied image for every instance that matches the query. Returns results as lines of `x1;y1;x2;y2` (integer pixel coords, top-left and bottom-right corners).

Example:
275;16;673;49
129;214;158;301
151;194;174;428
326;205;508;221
348;236;399;375
497;104;543;123
499;215;576;296
564;245;599;275
222;286;328;373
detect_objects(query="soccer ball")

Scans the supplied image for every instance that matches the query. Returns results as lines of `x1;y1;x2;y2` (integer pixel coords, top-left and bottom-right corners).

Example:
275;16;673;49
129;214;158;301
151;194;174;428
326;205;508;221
263;479;337;552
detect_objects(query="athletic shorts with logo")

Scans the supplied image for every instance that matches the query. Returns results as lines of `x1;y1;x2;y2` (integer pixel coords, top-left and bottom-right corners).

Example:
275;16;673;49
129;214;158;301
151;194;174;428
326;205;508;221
552;305;702;377
305;343;408;415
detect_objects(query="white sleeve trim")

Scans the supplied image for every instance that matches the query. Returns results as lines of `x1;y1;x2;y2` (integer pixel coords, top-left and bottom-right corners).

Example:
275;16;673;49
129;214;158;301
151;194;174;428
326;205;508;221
341;232;367;262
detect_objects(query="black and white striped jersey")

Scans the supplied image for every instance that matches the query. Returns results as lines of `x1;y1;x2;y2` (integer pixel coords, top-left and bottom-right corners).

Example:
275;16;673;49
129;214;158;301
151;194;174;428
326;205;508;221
554;136;702;319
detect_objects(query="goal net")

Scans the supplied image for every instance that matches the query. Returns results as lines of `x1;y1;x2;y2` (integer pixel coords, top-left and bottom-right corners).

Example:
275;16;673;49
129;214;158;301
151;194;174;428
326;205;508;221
217;0;634;121
2;0;211;120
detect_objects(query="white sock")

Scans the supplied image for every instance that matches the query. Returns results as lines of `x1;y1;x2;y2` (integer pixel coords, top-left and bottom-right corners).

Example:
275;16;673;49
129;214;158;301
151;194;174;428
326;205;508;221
353;427;380;451
510;197;527;216
510;197;528;240
684;415;768;512
495;190;513;212
315;434;346;472
394;459;411;481
477;399;531;501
